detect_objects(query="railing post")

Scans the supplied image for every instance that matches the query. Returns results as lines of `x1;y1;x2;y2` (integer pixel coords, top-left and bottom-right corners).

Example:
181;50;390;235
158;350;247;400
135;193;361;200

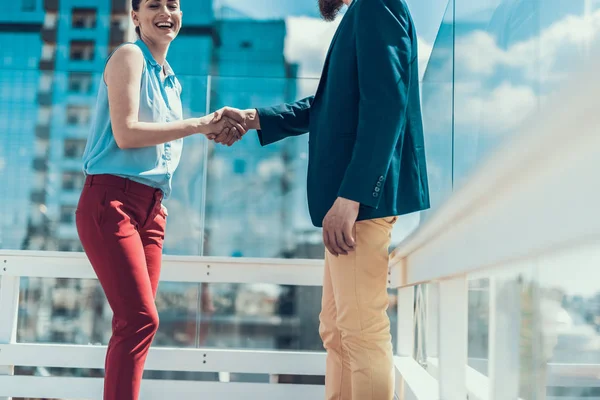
396;286;415;357
0;274;20;400
413;285;426;364
426;283;439;361
395;286;415;400
488;275;522;400
438;276;468;400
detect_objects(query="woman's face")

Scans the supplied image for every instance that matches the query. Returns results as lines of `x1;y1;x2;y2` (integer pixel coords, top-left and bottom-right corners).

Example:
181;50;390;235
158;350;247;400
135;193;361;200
132;0;182;44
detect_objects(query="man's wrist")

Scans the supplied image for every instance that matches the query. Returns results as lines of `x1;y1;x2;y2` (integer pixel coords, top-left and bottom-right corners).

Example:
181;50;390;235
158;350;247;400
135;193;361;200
338;196;360;210
245;109;261;130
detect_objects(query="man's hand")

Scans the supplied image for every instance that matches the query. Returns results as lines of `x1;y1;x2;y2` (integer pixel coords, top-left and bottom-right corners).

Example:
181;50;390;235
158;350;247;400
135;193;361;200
322;197;360;256
209;107;260;146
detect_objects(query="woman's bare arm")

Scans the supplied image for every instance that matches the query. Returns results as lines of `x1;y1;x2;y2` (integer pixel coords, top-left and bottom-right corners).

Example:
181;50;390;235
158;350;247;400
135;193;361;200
105;44;242;149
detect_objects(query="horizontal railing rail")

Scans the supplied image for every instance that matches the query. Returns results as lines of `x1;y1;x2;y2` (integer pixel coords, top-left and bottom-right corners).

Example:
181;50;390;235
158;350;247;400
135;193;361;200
0;343;326;375
0;251;324;285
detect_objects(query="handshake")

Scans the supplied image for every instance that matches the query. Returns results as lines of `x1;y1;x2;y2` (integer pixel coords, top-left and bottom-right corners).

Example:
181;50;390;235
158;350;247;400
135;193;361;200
204;107;260;147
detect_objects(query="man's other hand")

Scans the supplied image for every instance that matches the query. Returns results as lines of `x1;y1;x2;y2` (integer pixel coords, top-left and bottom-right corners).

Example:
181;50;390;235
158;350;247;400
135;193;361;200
322;197;360;256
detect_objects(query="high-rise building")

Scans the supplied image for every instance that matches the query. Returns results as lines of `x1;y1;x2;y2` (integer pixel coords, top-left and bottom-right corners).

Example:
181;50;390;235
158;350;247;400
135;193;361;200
5;0;135;347
5;0;317;353
204;13;304;258
0;0;44;249
22;0;133;251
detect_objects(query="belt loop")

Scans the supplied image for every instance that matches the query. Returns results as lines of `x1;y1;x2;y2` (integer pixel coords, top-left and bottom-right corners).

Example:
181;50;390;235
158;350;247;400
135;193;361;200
124;178;130;193
87;175;94;187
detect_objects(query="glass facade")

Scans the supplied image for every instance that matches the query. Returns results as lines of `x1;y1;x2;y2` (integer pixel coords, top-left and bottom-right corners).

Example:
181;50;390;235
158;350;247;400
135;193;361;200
414;1;600;398
419;0;600;202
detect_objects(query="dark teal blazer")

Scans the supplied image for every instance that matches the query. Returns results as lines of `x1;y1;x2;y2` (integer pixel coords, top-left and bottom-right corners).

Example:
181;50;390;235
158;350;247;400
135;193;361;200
257;0;430;227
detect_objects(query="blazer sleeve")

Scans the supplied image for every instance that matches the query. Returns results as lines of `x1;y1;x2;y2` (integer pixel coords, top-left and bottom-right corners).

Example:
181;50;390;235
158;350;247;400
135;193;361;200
337;0;414;208
255;96;314;146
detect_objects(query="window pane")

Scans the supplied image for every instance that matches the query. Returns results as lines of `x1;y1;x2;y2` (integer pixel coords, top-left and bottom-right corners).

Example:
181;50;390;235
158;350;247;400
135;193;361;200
67;72;93;94
64;139;86;159
62;171;85;191
69;40;95;61
65;105;91;126
72;8;97;29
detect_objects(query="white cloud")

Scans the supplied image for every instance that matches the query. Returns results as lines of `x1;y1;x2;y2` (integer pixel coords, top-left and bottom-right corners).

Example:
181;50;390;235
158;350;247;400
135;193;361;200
285;16;340;78
422;9;600;138
417;36;433;79
455;81;537;133
455;10;600;82
423;79;537;136
455;31;511;76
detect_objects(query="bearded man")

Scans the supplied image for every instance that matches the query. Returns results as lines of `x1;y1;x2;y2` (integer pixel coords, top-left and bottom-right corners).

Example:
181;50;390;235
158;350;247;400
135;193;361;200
212;1;429;398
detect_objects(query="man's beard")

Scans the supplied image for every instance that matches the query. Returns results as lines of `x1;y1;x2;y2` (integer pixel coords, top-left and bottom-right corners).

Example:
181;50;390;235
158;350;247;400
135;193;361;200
319;0;345;21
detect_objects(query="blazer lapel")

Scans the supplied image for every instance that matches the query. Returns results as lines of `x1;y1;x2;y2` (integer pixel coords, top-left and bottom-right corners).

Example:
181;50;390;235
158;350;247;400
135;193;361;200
314;1;357;100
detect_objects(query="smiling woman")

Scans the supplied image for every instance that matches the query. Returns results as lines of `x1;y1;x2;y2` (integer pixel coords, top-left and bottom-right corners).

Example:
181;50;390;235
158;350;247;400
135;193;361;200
132;0;182;41
75;1;245;400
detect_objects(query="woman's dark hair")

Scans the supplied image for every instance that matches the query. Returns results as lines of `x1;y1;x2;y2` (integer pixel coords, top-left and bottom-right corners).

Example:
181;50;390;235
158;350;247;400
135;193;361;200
132;0;142;36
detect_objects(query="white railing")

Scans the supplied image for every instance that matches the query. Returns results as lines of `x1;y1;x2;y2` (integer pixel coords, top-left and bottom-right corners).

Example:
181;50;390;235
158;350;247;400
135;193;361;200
2;59;600;400
0;254;329;399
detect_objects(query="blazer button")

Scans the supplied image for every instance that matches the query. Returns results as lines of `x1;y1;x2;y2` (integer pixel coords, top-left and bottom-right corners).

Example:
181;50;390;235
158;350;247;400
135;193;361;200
376;182;382;187
374;187;380;192
378;176;384;182
373;192;379;198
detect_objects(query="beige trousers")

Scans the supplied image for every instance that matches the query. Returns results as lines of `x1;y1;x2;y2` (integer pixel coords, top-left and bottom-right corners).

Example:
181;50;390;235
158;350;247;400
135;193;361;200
319;217;398;400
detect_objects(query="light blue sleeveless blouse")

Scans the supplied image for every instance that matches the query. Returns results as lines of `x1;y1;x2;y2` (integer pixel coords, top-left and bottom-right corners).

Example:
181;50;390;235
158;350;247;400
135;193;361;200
82;39;183;198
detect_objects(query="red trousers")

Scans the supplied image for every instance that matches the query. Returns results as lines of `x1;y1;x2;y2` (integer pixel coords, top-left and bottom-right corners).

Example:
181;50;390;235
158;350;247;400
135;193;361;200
76;174;167;400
